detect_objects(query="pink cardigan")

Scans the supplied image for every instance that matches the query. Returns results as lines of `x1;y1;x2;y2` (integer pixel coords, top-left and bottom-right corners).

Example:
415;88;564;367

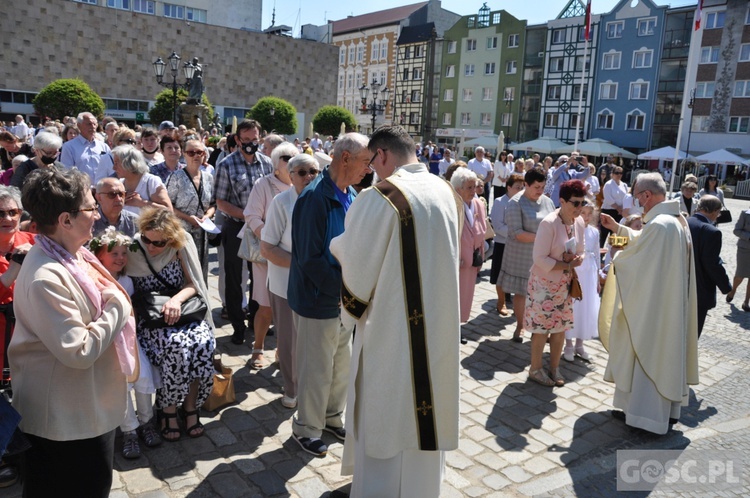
243;174;292;233
530;209;585;282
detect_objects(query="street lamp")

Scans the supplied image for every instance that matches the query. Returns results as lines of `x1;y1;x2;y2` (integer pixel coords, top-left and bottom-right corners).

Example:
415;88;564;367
359;79;390;134
503;94;513;148
269;106;275;132
152;51;196;125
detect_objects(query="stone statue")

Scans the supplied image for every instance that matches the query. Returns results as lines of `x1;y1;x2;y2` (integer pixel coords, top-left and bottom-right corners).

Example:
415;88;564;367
187;57;203;105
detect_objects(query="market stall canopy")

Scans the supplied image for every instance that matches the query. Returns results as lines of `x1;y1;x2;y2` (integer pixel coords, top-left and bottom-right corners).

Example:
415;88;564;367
464;135;500;151
637;146;691;161
556;138;637;159
694;148;749;165
512;136;571;154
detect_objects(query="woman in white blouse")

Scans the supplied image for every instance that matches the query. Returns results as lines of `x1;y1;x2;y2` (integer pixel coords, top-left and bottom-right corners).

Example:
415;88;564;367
599;166;628;247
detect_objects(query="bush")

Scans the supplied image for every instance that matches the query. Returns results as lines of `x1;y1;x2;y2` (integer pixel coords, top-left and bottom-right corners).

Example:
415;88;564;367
247;97;297;136
32;79;105;120
312;106;358;137
148;88;214;126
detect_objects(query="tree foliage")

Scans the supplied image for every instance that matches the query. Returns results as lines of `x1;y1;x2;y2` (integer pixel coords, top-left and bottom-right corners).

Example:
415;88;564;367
247;97;297;136
312;106;358;137
148;88;214;126
32;79;105;120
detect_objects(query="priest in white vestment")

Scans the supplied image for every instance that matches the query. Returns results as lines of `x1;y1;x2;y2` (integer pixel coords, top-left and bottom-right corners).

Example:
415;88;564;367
330;125;461;497
599;172;699;435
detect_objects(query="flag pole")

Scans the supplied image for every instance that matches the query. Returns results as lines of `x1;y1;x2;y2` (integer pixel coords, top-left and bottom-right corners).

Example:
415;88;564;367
574;0;592;153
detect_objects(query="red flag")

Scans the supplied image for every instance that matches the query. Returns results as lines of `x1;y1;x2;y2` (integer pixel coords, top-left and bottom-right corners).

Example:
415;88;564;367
694;0;703;31
584;0;592;41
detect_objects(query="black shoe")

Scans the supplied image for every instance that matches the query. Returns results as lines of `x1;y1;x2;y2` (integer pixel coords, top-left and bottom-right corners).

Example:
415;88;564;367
323;425;346;441
231;329;245;345
460;336;468;345
743;303;750;312
220;307;229;320
0;463;18;488
669;417;679;425
292;434;328;457
611;410;626;421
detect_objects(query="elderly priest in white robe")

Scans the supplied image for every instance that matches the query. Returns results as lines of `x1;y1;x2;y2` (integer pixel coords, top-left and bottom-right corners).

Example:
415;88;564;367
330;125;461;497
599;172;699;435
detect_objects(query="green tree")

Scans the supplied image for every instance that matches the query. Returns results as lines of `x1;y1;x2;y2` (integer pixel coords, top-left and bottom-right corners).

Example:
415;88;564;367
148;88;214;126
247;97;297;135
312;106;357;137
32;79;105;120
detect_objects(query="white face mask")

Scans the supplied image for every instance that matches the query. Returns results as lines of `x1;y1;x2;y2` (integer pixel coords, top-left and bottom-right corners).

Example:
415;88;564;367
633;197;641;209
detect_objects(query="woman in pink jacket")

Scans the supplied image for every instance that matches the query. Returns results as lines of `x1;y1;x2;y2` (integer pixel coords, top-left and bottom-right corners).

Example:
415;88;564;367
451;167;486;343
525;180;586;387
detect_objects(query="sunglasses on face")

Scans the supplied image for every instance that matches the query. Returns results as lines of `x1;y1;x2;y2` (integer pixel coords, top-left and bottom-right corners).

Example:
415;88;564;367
293;168;319;178
566;200;587;208
0;209;22;219
122;139;136;145
100;191;126;199
140;233;169;248
279;155;293;162
184;150;204;157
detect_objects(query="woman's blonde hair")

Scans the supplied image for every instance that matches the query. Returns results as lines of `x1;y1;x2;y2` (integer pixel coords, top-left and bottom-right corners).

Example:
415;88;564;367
138;207;186;249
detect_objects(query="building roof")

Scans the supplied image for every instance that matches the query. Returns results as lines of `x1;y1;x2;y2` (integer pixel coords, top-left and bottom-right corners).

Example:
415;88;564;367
396;23;435;45
331;2;428;35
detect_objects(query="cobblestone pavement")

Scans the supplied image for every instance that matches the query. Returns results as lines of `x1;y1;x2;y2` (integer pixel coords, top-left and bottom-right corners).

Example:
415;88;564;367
2;198;748;498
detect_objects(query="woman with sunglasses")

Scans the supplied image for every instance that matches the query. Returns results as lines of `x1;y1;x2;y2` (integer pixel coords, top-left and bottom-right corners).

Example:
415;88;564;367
260;153;320;408
113;128;137;147
9;169;136;497
525;180;586;387
166;139;215;281
111;145;172;215
10;132;64;190
241;142;297;369
127;208;215;442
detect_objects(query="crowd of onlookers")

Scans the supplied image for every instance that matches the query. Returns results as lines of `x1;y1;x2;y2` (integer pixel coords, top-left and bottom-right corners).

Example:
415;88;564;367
0;112;747;496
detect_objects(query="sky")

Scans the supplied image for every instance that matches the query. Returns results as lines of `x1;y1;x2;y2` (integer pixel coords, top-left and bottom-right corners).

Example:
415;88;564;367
262;0;698;36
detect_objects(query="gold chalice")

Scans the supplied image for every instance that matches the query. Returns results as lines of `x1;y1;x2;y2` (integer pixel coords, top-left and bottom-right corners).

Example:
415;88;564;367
609;234;629;248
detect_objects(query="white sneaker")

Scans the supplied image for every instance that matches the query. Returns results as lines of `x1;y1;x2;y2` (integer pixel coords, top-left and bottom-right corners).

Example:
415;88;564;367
281;395;297;409
575;349;591;362
562;346;575;362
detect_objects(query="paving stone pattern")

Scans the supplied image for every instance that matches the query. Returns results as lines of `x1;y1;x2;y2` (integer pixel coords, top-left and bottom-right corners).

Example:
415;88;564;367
1;198;748;497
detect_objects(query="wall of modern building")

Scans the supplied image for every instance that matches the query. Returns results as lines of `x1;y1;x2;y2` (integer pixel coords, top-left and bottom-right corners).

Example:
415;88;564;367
1;0;337;132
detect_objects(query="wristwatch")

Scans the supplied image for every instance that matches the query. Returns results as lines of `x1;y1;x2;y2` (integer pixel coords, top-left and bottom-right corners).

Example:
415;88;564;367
5;253;25;264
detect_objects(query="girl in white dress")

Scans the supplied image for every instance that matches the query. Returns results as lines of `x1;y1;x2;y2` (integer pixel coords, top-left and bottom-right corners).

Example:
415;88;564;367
565;203;600;361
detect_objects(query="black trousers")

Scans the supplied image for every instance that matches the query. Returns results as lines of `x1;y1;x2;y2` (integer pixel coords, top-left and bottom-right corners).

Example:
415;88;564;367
221;218;251;335
697;305;709;338
493;185;507;202
22;430;115;498
600;209;622;248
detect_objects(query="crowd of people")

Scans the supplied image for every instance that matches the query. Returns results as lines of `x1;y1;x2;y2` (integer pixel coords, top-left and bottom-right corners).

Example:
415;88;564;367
0;112;743;497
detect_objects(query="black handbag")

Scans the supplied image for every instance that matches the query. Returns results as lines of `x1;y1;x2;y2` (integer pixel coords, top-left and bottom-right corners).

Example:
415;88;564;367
717;209;732;224
131;243;207;329
472;248;483;267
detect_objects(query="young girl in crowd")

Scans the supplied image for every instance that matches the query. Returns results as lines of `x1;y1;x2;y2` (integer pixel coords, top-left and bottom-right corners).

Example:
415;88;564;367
92;227;162;458
565;201;600;361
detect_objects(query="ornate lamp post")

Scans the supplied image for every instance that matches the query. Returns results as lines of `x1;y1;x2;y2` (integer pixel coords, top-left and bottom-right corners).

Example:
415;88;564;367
269;106;275;132
152;51;196;125
359;79;390;134
503;94;513;147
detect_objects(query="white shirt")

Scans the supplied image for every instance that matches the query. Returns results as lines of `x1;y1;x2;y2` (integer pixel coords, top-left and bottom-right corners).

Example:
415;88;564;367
13;121;31;141
602;179;628;210
438;157;455;177
467;157;492;181
59;134;114;185
493;160;512;187
260;188;298;299
586;175;600;196
122;174;164;215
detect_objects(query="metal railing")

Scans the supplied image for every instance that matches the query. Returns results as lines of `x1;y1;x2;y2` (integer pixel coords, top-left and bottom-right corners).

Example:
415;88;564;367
734;179;750;199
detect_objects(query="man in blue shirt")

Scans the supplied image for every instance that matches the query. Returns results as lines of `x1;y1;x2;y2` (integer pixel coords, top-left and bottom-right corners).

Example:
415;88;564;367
59;112;114;185
288;133;371;458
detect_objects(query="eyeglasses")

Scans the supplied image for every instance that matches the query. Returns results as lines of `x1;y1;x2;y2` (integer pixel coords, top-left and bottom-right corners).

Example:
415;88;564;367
99;191;126;199
122;139;136;145
184;149;204;157
566;200;587;208
71;204;99;214
0;209;22;219
279;155;293;162
293;168;320;177
368;148;387;168
140;233;169;248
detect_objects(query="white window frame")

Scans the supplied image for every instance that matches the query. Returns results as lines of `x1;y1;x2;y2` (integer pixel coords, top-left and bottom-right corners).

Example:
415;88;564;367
355;73;362;89
338;75;344;90
379;71;386;85
506;60;517;74
633;49;653;69
637;17;657;36
445;65;455;77
186;7;206;22
163;3;184;19
696;82;716;98
597;109;614;129
576;55;591;72
107;0;130;11
570;114;581;128
133;0;154;14
501;113;512;127
348;45;355;64
741;44;750;62
371;42;379;60
600;82;618;100
572;84;588;101
484;62;496;75
447;41;457;54
728;117;750;133
508;34;519;48
550;57;564;72
340;46;346;65
544;113;559;127
347;73;353;89
700;46;720;64
480;112;492;126
504;87;515;100
629;81;649;100
705;11;725;29
626;110;646;131
603;51;621;70
691;116;710;132
444;89;454;101
409;112;419;125
356;45;364;63
466;39;477;51
462;89;473;101
547;85;562;100
380;40;388;59
606;21;623;39
442;113;452;125
734;81;750;98
487;37;497;49
464;64;475;76
552;29;565;44
412;67;423;80
483;87;493;101
460;112;471;126
411;90;421;103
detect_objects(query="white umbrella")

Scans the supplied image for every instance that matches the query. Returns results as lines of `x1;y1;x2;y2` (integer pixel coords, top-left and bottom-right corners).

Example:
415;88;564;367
339;122;346;138
497;131;505;153
557;138;636;159
464;135;500;152
694;148;749;165
457;129;466;160
512;136;571;155
308;122;314;140
637;146;691;161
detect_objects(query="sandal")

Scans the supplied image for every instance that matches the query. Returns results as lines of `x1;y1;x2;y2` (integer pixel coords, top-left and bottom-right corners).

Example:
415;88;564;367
160;411;181;442
180;406;205;438
137;421;163;448
528;368;555;387
549;368;565;387
511;331;523;343
250;349;265;370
